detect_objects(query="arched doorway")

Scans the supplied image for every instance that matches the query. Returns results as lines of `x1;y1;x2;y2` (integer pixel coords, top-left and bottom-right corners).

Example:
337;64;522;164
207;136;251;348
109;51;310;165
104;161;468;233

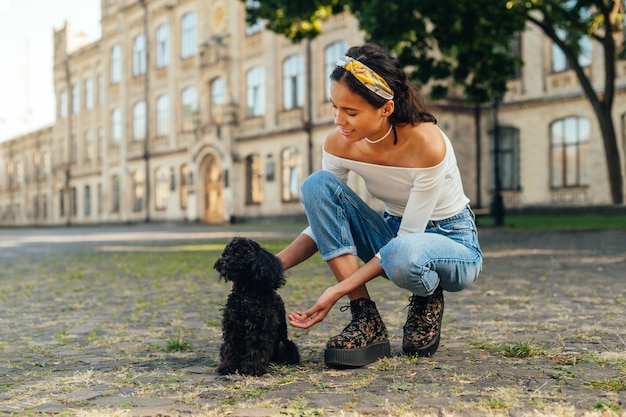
203;156;224;223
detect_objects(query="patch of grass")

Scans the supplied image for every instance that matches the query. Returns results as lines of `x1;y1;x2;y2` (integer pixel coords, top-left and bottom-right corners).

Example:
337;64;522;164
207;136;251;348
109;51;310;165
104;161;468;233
594;401;622;411
584;377;626;391
501;338;541;358
166;335;192;352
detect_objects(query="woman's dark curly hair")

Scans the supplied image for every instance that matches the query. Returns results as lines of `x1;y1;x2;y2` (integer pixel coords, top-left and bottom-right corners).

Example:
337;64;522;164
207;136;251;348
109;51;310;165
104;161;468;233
330;43;436;126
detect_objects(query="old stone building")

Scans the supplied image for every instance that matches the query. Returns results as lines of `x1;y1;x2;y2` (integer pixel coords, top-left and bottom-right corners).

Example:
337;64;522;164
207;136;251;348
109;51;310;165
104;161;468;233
0;0;624;226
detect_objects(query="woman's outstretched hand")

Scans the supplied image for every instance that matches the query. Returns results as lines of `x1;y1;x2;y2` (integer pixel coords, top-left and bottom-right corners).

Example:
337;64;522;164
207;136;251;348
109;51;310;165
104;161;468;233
288;286;341;329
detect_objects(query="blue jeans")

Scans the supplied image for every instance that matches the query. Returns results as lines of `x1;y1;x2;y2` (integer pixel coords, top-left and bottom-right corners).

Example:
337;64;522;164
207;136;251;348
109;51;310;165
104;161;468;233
301;170;482;296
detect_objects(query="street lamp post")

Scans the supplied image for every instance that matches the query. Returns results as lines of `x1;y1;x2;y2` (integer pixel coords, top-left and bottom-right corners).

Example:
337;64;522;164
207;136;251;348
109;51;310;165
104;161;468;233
491;96;505;226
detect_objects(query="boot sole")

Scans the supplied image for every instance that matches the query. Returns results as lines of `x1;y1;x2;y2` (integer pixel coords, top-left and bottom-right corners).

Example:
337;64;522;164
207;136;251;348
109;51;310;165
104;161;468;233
402;332;440;357
324;340;391;368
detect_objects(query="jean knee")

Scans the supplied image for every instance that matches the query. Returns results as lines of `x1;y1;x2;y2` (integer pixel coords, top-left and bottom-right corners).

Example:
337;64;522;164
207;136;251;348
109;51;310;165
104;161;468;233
302;171;337;200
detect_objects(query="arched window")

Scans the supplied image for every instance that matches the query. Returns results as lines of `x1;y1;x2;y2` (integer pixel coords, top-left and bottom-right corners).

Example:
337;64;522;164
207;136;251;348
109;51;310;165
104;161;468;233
110;44;121;83
155;166;169;210
283;54;304;110
491;127;521;191
132;169;145;212
550;116;590;188
324;41;347;100
133;34;147;76
84;185;91;216
133;101;146;140
156;24;170;68
111;108;122;145
156;95;170;137
181;12;197;58
181;86;198;131
211;77;225;123
281;146;302;202
111;175;120;213
246;66;265;117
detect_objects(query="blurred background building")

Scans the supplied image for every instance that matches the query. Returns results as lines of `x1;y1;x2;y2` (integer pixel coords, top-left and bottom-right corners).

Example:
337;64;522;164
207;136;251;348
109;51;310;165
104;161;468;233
0;0;624;226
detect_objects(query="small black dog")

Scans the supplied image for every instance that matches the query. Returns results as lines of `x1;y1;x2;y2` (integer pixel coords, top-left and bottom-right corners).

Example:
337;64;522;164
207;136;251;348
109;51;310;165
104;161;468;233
214;237;300;376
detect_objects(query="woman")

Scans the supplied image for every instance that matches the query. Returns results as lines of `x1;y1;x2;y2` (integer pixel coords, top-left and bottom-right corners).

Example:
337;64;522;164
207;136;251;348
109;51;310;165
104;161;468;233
276;44;482;368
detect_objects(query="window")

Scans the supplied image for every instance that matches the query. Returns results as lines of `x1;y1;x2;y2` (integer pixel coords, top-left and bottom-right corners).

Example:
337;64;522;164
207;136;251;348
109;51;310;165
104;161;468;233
72;84;80;114
246;66;265;117
156;24;170;68
550;116;590;188
325;41;347;100
211;77;225;123
180;164;188;209
551;29;592;72
245;154;263;204
156;95;170;136
111;175;120;213
245;0;264;35
133;34;147;76
71;186;77;217
84;185;91;216
282;146;301;202
42;194;48;219
169;167;176;191
132;169;144;212
85;77;94;110
491;127;521;191
509;34;522;79
155;167;169;210
181;86;198;131
181;12;197;59
133;100;147;140
622;112;626;155
551;1;592;72
59;89;67;119
111;108;122;145
110;44;121;83
283;54;304;110
59;188;65;217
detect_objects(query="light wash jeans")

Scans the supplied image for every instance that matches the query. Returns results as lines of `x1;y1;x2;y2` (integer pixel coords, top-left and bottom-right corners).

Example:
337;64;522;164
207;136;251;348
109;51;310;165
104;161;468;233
301;170;482;296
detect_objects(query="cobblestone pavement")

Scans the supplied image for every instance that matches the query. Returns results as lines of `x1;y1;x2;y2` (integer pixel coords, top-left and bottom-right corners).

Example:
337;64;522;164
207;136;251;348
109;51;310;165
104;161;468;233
0;224;625;417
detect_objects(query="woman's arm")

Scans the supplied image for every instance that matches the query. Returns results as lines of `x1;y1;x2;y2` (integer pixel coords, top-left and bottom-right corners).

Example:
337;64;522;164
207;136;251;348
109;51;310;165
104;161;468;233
288;256;384;329
275;232;318;271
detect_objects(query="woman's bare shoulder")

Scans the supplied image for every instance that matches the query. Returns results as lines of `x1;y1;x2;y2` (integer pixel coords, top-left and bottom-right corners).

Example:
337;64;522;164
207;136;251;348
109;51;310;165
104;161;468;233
323;128;348;156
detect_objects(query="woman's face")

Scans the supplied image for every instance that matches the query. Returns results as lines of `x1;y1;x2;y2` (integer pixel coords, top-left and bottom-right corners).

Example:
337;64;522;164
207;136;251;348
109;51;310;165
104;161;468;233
330;80;390;142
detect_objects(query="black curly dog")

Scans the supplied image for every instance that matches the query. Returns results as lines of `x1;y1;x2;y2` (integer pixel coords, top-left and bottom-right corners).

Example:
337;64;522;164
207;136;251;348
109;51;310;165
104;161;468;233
214;237;300;376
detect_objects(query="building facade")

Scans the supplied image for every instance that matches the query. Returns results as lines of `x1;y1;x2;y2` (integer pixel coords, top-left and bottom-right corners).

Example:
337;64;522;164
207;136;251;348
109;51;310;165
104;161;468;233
0;0;625;226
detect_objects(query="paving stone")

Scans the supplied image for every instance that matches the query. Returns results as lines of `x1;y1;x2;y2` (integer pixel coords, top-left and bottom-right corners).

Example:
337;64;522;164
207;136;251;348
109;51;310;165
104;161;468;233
1;226;625;417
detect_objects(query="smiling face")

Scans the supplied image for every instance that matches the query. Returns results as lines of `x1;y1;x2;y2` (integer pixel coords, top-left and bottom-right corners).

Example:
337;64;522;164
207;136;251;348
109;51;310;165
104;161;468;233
330;80;394;143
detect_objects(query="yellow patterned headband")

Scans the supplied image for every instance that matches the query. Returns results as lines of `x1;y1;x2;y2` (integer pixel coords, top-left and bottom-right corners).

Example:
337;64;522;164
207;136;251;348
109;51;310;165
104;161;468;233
336;56;394;100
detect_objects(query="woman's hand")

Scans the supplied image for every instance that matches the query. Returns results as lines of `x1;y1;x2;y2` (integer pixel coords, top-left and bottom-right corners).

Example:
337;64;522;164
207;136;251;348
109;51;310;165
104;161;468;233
288;285;342;329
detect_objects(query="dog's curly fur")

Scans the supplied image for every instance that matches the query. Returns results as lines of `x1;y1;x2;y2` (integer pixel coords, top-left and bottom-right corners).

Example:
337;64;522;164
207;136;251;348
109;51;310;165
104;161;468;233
214;237;300;376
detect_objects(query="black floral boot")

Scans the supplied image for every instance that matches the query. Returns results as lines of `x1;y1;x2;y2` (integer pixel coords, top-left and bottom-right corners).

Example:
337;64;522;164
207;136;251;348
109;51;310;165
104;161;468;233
402;286;444;357
324;298;390;367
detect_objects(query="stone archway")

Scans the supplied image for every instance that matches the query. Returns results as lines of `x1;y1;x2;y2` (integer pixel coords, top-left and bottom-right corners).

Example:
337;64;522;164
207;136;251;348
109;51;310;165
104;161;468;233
202;155;224;224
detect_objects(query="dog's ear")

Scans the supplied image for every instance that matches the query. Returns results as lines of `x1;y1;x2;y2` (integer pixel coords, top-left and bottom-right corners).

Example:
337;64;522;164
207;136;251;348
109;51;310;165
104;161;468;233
251;248;285;289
